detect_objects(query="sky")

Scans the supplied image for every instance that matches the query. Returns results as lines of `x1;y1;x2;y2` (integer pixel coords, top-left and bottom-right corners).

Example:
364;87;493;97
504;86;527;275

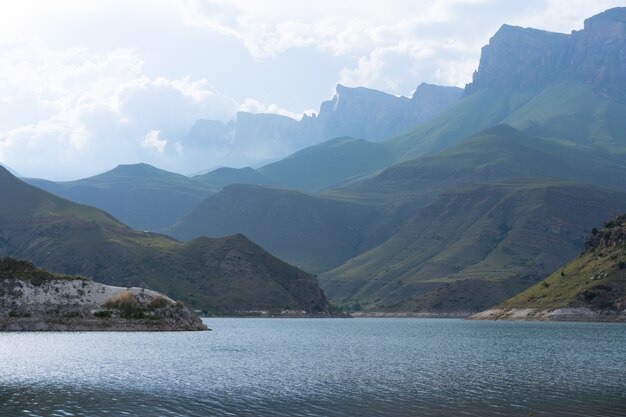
0;0;623;180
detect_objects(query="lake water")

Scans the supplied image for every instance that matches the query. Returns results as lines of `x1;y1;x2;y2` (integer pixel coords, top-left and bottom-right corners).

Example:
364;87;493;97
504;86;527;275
0;318;625;416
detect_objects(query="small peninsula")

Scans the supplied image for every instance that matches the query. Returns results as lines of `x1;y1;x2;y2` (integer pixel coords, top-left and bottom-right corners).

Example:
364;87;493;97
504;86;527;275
0;257;207;331
470;215;626;322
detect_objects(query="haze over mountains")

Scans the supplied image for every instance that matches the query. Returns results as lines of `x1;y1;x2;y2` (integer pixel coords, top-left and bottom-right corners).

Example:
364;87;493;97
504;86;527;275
12;7;626;315
184;83;462;165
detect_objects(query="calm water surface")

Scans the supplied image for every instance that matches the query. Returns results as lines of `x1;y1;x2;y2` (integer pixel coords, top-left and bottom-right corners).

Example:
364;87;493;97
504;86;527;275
0;318;625;416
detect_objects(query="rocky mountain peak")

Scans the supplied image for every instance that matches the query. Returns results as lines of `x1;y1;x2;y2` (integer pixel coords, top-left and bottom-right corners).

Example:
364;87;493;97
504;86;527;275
582;7;626;38
465;7;626;95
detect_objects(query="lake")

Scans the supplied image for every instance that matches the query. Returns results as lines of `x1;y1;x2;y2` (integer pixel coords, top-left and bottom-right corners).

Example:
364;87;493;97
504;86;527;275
0;318;625;416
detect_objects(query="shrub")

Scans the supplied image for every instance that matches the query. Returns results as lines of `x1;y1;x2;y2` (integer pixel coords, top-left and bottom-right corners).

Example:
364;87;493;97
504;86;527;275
104;291;145;319
94;310;112;318
148;296;170;310
619;261;625;270
541;281;550;288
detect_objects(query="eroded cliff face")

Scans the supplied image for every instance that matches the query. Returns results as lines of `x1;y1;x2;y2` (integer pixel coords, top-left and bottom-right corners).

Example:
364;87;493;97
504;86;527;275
466;7;626;94
0;258;207;331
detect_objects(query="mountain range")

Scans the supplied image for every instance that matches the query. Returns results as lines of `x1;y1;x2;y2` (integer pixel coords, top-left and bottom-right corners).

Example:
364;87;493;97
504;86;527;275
0;166;331;315
184;83;462;164
11;7;626;316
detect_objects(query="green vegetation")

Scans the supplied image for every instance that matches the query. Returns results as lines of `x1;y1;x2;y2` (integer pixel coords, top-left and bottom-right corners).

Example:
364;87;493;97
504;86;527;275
499;215;626;311
258;137;396;192
104;291;147;319
166;184;383;273
0;257;84;284
194;167;271;189
320;180;626;312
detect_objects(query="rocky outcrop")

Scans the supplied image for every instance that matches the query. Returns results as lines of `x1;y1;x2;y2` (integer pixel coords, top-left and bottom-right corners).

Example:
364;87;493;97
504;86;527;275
0;258;207;331
466;7;626;94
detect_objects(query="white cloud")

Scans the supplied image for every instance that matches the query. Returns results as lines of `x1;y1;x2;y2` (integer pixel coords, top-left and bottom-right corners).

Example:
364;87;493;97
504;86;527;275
239;98;315;120
0;45;239;179
141;130;167;153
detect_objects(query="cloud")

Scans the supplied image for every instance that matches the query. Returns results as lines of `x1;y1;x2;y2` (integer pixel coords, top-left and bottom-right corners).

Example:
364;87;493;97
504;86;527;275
239;98;315;120
0;45;238;180
140;130;168;153
1;0;625;179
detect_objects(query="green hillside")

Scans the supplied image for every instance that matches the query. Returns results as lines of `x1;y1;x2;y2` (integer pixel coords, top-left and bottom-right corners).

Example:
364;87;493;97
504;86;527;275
320;180;626;313
496;215;626;312
165;184;384;273
0;167;331;314
326;124;626;221
193;167;271;188
25;163;216;231
258;136;396;192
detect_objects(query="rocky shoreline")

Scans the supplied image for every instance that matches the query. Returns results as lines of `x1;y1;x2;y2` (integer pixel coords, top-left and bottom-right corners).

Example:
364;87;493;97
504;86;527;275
468;307;626;322
0;264;207;331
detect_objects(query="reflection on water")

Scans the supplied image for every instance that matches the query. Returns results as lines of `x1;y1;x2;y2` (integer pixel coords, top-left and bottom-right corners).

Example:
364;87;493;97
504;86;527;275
0;319;625;417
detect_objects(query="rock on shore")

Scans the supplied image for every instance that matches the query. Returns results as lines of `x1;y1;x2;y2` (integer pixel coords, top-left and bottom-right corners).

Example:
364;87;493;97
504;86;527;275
0;258;207;331
468;307;625;322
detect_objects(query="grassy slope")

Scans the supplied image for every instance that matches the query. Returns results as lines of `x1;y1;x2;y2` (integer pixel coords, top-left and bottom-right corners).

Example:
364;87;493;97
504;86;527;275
324;125;626;235
504;80;626;154
258;137;396;192
193;167;271;188
0;167;330;314
165;184;384;273
384;79;626;165
25;163;215;231
499;217;626;311
320;180;626;312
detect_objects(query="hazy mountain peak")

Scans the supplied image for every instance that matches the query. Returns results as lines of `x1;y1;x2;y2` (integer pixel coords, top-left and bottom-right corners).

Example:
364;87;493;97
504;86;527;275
466;8;626;95
583;7;626;37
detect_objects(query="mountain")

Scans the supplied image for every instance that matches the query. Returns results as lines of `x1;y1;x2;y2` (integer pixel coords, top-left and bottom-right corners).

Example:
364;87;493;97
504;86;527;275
184;83;462;167
471;215;626;321
0;166;331;315
194;136;397;193
327;125;626;209
314;83;463;142
0;257;207;331
388;8;626;161
25;163;215;231
320;180;626;313
194;167;271;188
257;137;396;192
165;184;383;273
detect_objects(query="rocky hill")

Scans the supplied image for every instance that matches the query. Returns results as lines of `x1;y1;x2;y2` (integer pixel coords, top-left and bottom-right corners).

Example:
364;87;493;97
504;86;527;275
471;215;626;321
0;257;207;331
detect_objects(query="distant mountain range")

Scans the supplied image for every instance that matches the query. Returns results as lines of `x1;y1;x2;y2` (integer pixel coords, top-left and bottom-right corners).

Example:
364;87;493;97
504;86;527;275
184;83;462;163
13;7;626;316
0;166;331;315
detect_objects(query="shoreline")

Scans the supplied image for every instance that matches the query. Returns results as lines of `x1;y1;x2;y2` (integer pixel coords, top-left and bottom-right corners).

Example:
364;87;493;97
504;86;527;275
468;307;626;322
